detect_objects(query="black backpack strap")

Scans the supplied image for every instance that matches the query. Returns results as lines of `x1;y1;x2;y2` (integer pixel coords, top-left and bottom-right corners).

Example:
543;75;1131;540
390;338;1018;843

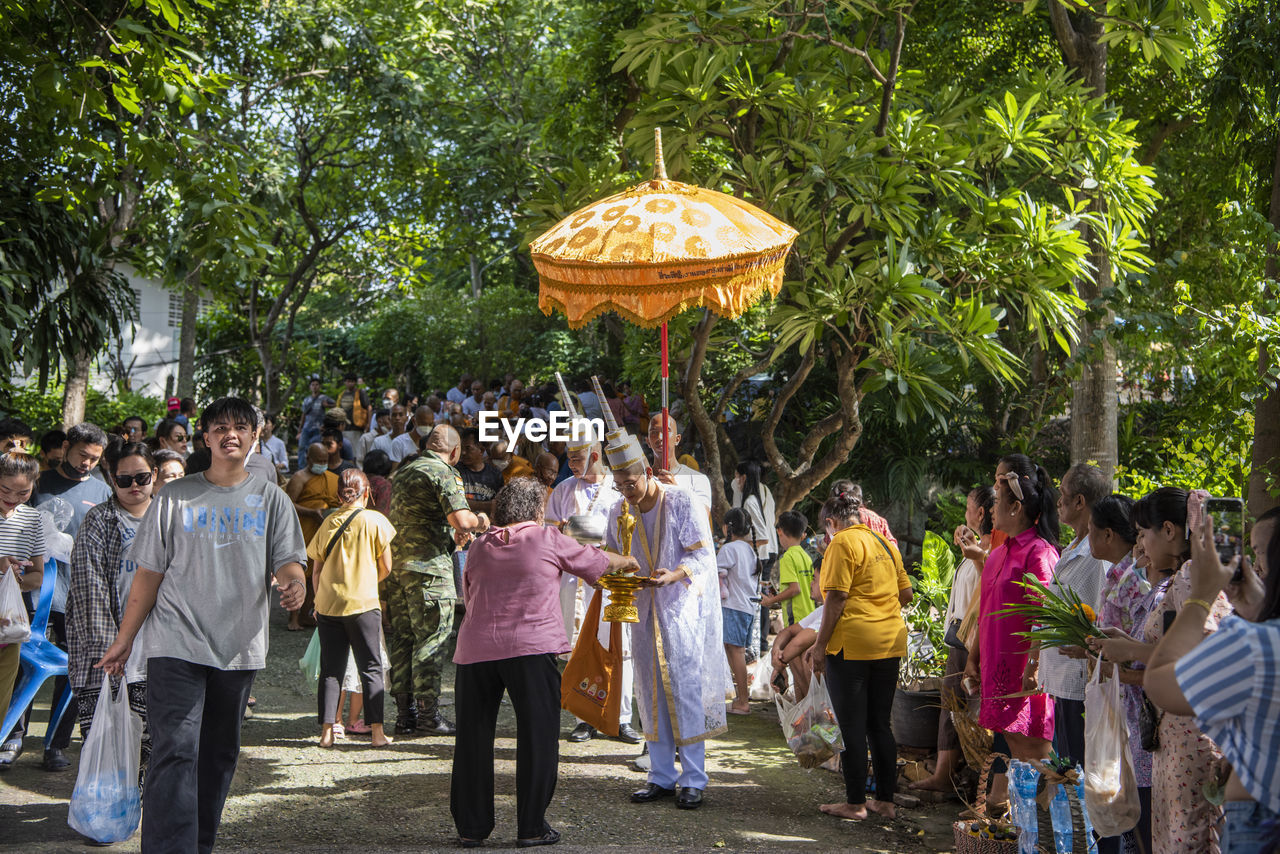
323;508;364;563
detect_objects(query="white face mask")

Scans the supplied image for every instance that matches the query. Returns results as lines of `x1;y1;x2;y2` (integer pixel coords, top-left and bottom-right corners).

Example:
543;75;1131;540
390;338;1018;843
309;463;328;475
416;425;433;437
492;459;510;473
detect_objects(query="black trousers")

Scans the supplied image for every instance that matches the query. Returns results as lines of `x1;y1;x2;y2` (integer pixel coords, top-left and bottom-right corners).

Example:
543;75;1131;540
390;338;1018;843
825;653;899;805
451;653;560;841
142;657;256;854
316;610;385;726
1052;695;1086;768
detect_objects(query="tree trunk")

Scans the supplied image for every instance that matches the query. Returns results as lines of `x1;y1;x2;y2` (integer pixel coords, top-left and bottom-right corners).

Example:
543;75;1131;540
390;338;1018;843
1249;132;1280;515
257;340;278;416
61;349;93;427
1070;211;1119;481
681;312;728;521
1050;4;1118;485
176;267;201;398
469;253;482;299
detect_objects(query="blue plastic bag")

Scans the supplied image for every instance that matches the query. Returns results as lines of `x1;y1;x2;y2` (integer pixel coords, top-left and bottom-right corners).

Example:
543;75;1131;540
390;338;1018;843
67;674;142;843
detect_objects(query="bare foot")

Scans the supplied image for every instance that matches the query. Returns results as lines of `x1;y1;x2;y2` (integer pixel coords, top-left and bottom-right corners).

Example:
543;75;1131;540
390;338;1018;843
728;701;750;715
370;724;392;747
867;799;896;819
909;776;953;792
371;734;393;747
319;725;335;748
819;802;868;820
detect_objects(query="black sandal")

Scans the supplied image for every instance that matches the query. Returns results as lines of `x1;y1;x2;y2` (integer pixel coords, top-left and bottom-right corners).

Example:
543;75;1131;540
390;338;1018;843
458;837;484;848
516;828;560;848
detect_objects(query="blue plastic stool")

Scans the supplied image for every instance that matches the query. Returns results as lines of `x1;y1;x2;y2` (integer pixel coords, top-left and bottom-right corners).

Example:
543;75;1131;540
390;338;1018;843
1;558;74;747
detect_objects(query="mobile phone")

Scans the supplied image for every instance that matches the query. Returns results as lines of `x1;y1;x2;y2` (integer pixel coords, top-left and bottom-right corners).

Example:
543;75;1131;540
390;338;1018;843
1204;497;1245;581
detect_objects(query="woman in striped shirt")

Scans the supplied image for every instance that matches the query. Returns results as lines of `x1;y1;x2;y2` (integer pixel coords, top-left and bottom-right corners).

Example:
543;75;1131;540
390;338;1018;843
1146;505;1280;854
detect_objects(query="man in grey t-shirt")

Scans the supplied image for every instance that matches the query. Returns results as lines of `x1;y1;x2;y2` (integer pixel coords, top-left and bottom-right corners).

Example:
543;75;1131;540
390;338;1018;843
98;398;306;854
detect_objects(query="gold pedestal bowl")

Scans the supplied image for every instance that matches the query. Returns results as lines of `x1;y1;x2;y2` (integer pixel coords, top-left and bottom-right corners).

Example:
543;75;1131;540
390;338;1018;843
565;512;643;624
599;571;643;623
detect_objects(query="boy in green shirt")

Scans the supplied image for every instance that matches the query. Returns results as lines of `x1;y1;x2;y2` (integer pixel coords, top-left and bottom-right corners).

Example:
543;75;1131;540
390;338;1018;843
762;510;815;624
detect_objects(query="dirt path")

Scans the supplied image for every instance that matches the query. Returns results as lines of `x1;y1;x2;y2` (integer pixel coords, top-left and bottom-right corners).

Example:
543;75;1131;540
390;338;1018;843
2;612;960;852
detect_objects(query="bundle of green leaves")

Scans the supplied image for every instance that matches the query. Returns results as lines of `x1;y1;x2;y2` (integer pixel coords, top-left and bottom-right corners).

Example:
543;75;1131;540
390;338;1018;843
995;574;1101;650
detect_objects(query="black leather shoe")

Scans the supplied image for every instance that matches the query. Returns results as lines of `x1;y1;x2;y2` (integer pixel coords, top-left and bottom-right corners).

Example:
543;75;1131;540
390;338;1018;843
630;783;676;803
42;748;71;771
419;711;456;736
516;828;560;848
0;738;22;769
567;722;596;742
615;723;642;744
676;787;704;809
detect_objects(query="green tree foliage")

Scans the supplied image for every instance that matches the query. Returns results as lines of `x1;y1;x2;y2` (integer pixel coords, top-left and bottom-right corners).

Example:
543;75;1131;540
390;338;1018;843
601;0;1159;512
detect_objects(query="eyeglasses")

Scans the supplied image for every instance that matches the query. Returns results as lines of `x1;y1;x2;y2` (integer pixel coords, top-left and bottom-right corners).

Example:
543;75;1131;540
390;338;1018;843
114;471;154;488
996;471;1024;501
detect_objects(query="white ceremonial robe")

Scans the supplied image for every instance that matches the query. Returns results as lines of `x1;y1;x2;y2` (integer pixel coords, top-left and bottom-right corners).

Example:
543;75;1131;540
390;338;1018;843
606;485;725;788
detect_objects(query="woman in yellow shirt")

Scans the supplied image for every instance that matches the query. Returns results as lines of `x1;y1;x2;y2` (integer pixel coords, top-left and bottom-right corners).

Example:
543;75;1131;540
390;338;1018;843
806;489;912;822
307;469;396;748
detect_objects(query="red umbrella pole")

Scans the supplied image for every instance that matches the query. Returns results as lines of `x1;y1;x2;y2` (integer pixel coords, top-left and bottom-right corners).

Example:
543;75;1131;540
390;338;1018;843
661;321;670;470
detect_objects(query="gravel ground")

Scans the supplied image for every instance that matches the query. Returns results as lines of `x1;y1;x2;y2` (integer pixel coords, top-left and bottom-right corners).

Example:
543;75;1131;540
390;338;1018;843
2;610;960;852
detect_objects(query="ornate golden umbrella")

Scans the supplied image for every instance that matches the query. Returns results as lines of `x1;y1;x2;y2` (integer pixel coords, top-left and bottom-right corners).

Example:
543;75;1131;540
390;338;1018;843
530;128;798;459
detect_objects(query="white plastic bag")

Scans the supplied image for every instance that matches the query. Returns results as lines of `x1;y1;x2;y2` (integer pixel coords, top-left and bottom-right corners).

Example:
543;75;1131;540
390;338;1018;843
0;567;30;644
748;655;778;701
1084;657;1141;836
68;674;142;843
777;673;844;769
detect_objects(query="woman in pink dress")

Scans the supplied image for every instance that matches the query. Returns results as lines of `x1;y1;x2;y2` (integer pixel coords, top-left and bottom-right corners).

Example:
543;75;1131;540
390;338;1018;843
966;457;1060;761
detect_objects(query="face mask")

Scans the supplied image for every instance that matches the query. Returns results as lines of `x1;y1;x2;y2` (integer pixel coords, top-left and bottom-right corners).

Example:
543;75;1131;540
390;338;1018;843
309;463;328;475
416;425;432;437
492;459;509;473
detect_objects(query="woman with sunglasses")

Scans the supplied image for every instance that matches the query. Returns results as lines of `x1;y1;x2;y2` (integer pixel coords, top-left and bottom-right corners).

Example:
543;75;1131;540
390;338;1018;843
154;418;189;458
66;442;158;782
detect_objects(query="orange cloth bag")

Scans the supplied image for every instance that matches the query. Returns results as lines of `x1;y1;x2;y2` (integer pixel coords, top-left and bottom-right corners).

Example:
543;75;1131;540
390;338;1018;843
560;588;622;736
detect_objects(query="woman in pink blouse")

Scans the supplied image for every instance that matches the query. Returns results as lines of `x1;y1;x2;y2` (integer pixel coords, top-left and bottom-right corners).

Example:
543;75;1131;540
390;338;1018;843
965;457;1060;762
450;478;638;849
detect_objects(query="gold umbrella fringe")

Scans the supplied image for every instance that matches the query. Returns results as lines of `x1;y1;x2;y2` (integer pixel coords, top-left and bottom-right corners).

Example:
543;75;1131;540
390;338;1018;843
537;265;784;329
530;244;791;282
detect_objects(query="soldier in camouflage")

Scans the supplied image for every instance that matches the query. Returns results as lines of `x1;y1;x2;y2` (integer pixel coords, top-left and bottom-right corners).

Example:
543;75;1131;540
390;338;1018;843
387;424;489;735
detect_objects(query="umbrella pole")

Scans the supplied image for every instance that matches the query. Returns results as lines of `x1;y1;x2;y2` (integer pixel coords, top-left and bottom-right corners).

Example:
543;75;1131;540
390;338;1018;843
661;321;670;471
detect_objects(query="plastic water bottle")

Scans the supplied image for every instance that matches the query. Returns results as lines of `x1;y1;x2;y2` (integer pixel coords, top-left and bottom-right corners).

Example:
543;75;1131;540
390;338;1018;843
1008;760;1040;854
1049;781;1073;853
1073;768;1098;854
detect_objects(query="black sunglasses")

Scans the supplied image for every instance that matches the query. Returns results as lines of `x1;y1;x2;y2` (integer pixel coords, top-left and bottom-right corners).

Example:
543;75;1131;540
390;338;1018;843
114;471;154;488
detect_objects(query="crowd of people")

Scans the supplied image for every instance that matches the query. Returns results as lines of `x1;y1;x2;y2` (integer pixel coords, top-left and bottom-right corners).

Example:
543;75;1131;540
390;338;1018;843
0;375;1277;853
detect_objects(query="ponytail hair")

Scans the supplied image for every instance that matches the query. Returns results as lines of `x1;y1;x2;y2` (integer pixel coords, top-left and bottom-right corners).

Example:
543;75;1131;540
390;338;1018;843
820;488;864;528
338;468;370;505
998;453;1060;543
969;485;996;536
1091;494;1137;546
724;507;751;539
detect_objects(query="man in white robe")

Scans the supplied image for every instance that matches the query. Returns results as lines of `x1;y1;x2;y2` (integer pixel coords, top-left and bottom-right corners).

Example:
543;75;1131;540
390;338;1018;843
544;438;638;744
646;413;711;516
605;434;725;810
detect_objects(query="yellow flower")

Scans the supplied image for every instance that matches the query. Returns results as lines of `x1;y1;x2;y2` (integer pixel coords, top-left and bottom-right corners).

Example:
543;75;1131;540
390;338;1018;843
1075;603;1096;622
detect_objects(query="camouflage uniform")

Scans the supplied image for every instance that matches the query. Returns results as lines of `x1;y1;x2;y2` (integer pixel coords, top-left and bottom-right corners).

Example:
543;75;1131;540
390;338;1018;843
386;450;470;715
